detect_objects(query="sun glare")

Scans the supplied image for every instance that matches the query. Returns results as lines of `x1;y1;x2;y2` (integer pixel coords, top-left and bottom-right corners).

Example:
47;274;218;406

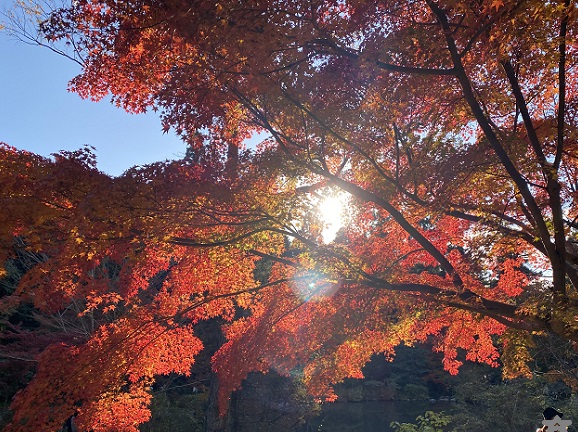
319;193;348;243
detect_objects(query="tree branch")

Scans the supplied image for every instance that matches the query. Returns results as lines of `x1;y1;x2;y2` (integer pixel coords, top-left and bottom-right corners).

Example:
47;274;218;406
554;0;570;171
425;0;560;291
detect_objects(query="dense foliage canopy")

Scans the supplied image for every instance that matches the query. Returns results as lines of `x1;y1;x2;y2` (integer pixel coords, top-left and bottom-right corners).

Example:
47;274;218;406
2;0;578;430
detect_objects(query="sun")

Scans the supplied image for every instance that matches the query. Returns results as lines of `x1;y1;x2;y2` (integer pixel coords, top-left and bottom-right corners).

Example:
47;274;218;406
318;193;349;243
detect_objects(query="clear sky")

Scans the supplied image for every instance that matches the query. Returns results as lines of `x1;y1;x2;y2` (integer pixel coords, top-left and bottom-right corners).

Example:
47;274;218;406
0;30;187;177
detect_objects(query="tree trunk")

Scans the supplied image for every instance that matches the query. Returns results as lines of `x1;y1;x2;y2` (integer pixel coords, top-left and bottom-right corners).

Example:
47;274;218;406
205;373;232;432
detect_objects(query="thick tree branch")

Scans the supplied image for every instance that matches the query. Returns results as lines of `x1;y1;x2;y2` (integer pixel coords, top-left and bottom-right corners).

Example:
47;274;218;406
425;0;566;295
248;249;299;268
322;173;465;290
354;279;542;332
501;61;547;169
170;227;285;248
554;0;570;171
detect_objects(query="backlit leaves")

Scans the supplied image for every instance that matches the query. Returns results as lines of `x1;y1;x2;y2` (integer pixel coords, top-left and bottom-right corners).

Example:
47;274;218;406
3;0;578;428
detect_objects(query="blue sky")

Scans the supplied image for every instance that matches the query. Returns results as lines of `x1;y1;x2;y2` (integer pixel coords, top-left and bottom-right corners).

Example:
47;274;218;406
0;30;187;177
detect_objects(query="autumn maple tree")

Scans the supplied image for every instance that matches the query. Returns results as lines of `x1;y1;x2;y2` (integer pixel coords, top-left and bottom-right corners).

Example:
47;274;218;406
2;0;578;430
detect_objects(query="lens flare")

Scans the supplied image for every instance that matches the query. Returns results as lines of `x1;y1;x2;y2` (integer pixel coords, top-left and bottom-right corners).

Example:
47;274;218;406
290;272;338;302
